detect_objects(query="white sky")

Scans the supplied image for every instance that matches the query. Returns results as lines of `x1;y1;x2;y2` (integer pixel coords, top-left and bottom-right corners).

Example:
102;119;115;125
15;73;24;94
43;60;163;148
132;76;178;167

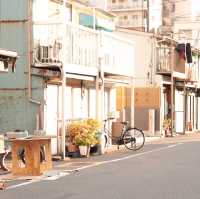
191;0;200;18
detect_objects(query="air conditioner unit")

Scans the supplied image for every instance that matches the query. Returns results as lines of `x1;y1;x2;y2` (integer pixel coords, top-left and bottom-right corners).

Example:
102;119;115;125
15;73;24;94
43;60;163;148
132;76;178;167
37;41;62;63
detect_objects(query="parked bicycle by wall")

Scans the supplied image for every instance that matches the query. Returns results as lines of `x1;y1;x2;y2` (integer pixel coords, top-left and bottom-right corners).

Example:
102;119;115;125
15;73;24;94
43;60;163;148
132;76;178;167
103;118;145;150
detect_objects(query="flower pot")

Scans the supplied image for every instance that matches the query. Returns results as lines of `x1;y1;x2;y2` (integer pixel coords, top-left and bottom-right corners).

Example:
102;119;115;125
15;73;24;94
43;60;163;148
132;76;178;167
79;145;90;157
67;144;79;152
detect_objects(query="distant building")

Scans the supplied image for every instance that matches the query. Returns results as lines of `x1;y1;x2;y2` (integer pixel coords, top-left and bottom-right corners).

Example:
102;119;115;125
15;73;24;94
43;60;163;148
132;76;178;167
160;0;200;47
99;0;162;33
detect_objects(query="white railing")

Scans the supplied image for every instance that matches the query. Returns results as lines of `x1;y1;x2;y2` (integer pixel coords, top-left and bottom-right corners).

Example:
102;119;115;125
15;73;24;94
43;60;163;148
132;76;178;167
101;31;134;76
33;22;134;76
108;0;147;10
65;23;99;68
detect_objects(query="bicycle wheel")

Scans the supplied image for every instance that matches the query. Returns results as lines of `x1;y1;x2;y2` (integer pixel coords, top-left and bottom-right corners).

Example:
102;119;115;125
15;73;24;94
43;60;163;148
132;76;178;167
123;128;145;150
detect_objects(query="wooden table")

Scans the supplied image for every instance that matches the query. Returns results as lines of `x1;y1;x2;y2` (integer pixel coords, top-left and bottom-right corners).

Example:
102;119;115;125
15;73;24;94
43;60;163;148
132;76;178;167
11;137;52;176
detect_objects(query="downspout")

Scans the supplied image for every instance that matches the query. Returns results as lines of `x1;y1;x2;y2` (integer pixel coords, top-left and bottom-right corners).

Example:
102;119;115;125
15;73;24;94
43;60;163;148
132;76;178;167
27;0;42;131
61;65;66;159
28;0;40;105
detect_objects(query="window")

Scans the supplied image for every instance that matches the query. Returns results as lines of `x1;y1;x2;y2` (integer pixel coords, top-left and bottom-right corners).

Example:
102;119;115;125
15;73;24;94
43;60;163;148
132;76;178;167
112;0;116;3
124;15;128;20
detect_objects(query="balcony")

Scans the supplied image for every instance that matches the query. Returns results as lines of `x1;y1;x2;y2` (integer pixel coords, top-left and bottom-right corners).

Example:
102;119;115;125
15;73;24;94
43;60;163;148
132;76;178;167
156;45;191;80
108;1;147;11
33;22;134;77
101;32;134;76
33;22;99;76
156;47;172;74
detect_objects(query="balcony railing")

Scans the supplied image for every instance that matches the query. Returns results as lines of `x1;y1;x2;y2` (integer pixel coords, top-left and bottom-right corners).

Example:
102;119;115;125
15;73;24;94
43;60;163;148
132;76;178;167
65;24;99;68
33;22;98;69
108;1;147;11
101;31;134;76
156;47;172;73
33;22;134;77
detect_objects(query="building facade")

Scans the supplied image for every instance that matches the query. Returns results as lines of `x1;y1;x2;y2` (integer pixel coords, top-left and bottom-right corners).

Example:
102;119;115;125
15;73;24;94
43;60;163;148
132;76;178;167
116;28;200;136
107;0;162;33
0;0;135;155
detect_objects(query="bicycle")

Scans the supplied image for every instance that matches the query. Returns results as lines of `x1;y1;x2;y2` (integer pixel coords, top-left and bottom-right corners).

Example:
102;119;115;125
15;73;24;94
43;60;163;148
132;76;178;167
103;118;145;150
1;134;46;172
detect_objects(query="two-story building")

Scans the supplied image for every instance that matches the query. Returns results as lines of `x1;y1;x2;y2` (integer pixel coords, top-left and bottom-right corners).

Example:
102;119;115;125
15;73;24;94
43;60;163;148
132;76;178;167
115;28;200;137
0;0;135;157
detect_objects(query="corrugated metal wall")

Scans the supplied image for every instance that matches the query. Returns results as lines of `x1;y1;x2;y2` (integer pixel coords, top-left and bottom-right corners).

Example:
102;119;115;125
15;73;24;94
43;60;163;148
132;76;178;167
0;0;44;134
0;0;28;20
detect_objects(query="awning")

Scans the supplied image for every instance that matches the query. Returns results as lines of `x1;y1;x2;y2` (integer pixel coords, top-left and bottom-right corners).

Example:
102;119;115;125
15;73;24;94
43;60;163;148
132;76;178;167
104;75;132;87
0;49;18;72
0;49;18;58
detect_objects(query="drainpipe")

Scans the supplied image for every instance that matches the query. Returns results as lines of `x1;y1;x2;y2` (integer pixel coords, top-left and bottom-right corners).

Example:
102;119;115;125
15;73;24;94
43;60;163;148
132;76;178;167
27;0;42;131
131;77;135;128
61;66;66;159
28;0;40;105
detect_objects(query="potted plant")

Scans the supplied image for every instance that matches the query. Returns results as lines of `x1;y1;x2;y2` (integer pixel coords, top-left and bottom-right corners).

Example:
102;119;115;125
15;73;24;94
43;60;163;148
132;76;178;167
67;119;101;157
163;118;172;137
66;122;82;153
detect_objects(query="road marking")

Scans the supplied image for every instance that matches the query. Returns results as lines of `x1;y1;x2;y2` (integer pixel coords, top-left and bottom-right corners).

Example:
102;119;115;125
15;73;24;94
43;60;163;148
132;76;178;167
7;143;183;190
44;172;69;181
74;143;184;168
7;179;42;190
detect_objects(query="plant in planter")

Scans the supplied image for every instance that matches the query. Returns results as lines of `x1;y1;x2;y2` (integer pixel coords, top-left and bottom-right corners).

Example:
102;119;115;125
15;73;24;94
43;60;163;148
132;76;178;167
163;118;172;137
66;122;83;153
67;119;101;157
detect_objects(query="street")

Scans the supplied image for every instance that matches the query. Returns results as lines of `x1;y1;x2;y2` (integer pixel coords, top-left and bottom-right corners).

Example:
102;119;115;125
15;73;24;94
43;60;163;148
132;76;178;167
1;134;200;199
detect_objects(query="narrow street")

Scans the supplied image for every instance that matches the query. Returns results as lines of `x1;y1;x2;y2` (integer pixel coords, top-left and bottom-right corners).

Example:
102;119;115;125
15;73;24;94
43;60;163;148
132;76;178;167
1;134;200;199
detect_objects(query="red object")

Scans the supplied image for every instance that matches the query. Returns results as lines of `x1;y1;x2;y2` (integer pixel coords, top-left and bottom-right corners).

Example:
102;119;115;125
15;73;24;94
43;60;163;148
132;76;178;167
179;50;186;60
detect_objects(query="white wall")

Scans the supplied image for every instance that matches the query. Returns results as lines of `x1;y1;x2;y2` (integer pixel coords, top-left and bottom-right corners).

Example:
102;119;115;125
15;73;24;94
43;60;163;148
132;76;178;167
33;0;49;21
115;30;157;87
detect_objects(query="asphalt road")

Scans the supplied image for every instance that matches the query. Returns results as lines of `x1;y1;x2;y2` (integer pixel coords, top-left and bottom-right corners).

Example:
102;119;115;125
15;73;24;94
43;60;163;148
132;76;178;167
2;135;200;199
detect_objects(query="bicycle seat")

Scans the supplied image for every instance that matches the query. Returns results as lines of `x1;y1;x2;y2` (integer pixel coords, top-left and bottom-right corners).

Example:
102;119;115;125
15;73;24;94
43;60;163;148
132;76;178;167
121;121;129;125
